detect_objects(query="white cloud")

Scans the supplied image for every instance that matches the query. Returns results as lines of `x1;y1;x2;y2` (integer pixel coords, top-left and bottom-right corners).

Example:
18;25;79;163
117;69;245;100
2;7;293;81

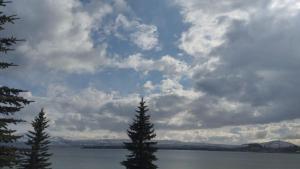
156;119;300;145
20;84;139;134
143;81;155;92
17;83;300;145
116;53;154;72
6;0;300;144
114;14;159;50
160;78;201;99
130;24;159;50
174;0;251;57
114;53;189;79
8;0;158;74
158;111;196;127
9;0;116;74
158;55;190;78
270;0;300;16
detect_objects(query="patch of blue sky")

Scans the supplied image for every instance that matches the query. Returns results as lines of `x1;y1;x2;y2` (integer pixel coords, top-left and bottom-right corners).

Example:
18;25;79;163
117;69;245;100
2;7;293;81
0;73;28;90
79;0;90;4
127;0;190;59
90;14;138;57
63;67;164;96
61;71;137;95
105;32;142;58
0;71;46;97
179;75;193;89
89;0;193;65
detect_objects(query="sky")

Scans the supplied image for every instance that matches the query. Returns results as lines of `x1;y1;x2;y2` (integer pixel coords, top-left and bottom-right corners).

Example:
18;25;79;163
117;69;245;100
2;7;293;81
2;0;300;145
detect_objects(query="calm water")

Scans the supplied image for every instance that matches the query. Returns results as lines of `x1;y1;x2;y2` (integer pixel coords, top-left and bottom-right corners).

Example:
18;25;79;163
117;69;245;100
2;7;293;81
50;147;300;169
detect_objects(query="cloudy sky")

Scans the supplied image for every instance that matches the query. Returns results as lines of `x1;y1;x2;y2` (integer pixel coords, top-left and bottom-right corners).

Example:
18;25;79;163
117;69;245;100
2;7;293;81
2;0;300;145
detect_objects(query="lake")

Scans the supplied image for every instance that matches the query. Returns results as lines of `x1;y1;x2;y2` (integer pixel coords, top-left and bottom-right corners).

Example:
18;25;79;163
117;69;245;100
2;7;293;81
50;147;300;169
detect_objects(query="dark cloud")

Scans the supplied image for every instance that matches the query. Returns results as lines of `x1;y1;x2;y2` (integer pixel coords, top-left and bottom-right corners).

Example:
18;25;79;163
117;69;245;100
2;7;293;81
255;131;267;139
283;134;300;140
192;5;300;127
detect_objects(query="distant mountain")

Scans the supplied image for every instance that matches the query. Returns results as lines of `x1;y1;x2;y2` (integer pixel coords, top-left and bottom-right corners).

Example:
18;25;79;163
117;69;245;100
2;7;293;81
260;140;297;149
49;137;237;149
239;140;299;153
48;137;299;153
50;137;127;147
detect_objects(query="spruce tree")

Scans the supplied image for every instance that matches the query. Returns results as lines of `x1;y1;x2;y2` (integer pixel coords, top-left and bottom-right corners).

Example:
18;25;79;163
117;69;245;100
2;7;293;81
0;1;32;168
121;98;157;169
21;108;52;169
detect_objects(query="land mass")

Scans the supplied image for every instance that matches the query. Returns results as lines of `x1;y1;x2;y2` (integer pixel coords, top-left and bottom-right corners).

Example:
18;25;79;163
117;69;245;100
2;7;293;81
49;138;300;153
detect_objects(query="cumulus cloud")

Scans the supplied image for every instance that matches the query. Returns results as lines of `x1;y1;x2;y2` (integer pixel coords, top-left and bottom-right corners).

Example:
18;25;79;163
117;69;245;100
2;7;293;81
20;84;137;135
5;0;159;74
174;0;253;57
114;14;159;50
138;0;300;144
192;1;300;126
114;53;190;79
7;0;114;74
130;24;159;50
17;84;196;138
3;0;300;144
157;119;300;144
143;81;155;92
17;81;300;144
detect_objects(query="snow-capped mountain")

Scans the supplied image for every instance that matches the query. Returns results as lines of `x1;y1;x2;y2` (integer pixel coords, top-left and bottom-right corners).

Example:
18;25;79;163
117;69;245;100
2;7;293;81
260;140;298;149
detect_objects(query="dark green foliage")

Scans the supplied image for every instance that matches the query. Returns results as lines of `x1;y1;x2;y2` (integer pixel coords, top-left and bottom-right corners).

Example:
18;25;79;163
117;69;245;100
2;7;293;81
0;1;32;167
0;62;17;69
0;1;21;58
121;98;158;169
21;109;52;169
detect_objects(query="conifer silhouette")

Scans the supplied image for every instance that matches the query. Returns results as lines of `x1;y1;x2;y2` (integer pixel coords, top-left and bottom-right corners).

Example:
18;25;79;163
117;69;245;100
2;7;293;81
21;109;52;169
0;1;32;167
121;98;157;169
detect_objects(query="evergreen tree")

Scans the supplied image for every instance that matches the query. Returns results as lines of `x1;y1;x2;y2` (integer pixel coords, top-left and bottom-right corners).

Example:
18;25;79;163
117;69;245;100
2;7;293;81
0;1;32;168
121;98;157;169
21;108;52;169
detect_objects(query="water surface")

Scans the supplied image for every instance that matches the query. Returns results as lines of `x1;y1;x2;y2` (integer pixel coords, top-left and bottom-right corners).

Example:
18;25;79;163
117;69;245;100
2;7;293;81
50;147;300;169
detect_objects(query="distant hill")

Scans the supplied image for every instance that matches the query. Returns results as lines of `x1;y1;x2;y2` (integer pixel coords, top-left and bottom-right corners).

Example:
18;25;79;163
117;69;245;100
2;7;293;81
238;140;299;153
261;140;297;149
50;137;127;147
48;137;299;153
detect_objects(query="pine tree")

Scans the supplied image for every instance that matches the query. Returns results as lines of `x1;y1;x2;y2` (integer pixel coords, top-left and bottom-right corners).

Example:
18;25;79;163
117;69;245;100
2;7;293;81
0;1;32;168
21;108;52;169
121;98;158;169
